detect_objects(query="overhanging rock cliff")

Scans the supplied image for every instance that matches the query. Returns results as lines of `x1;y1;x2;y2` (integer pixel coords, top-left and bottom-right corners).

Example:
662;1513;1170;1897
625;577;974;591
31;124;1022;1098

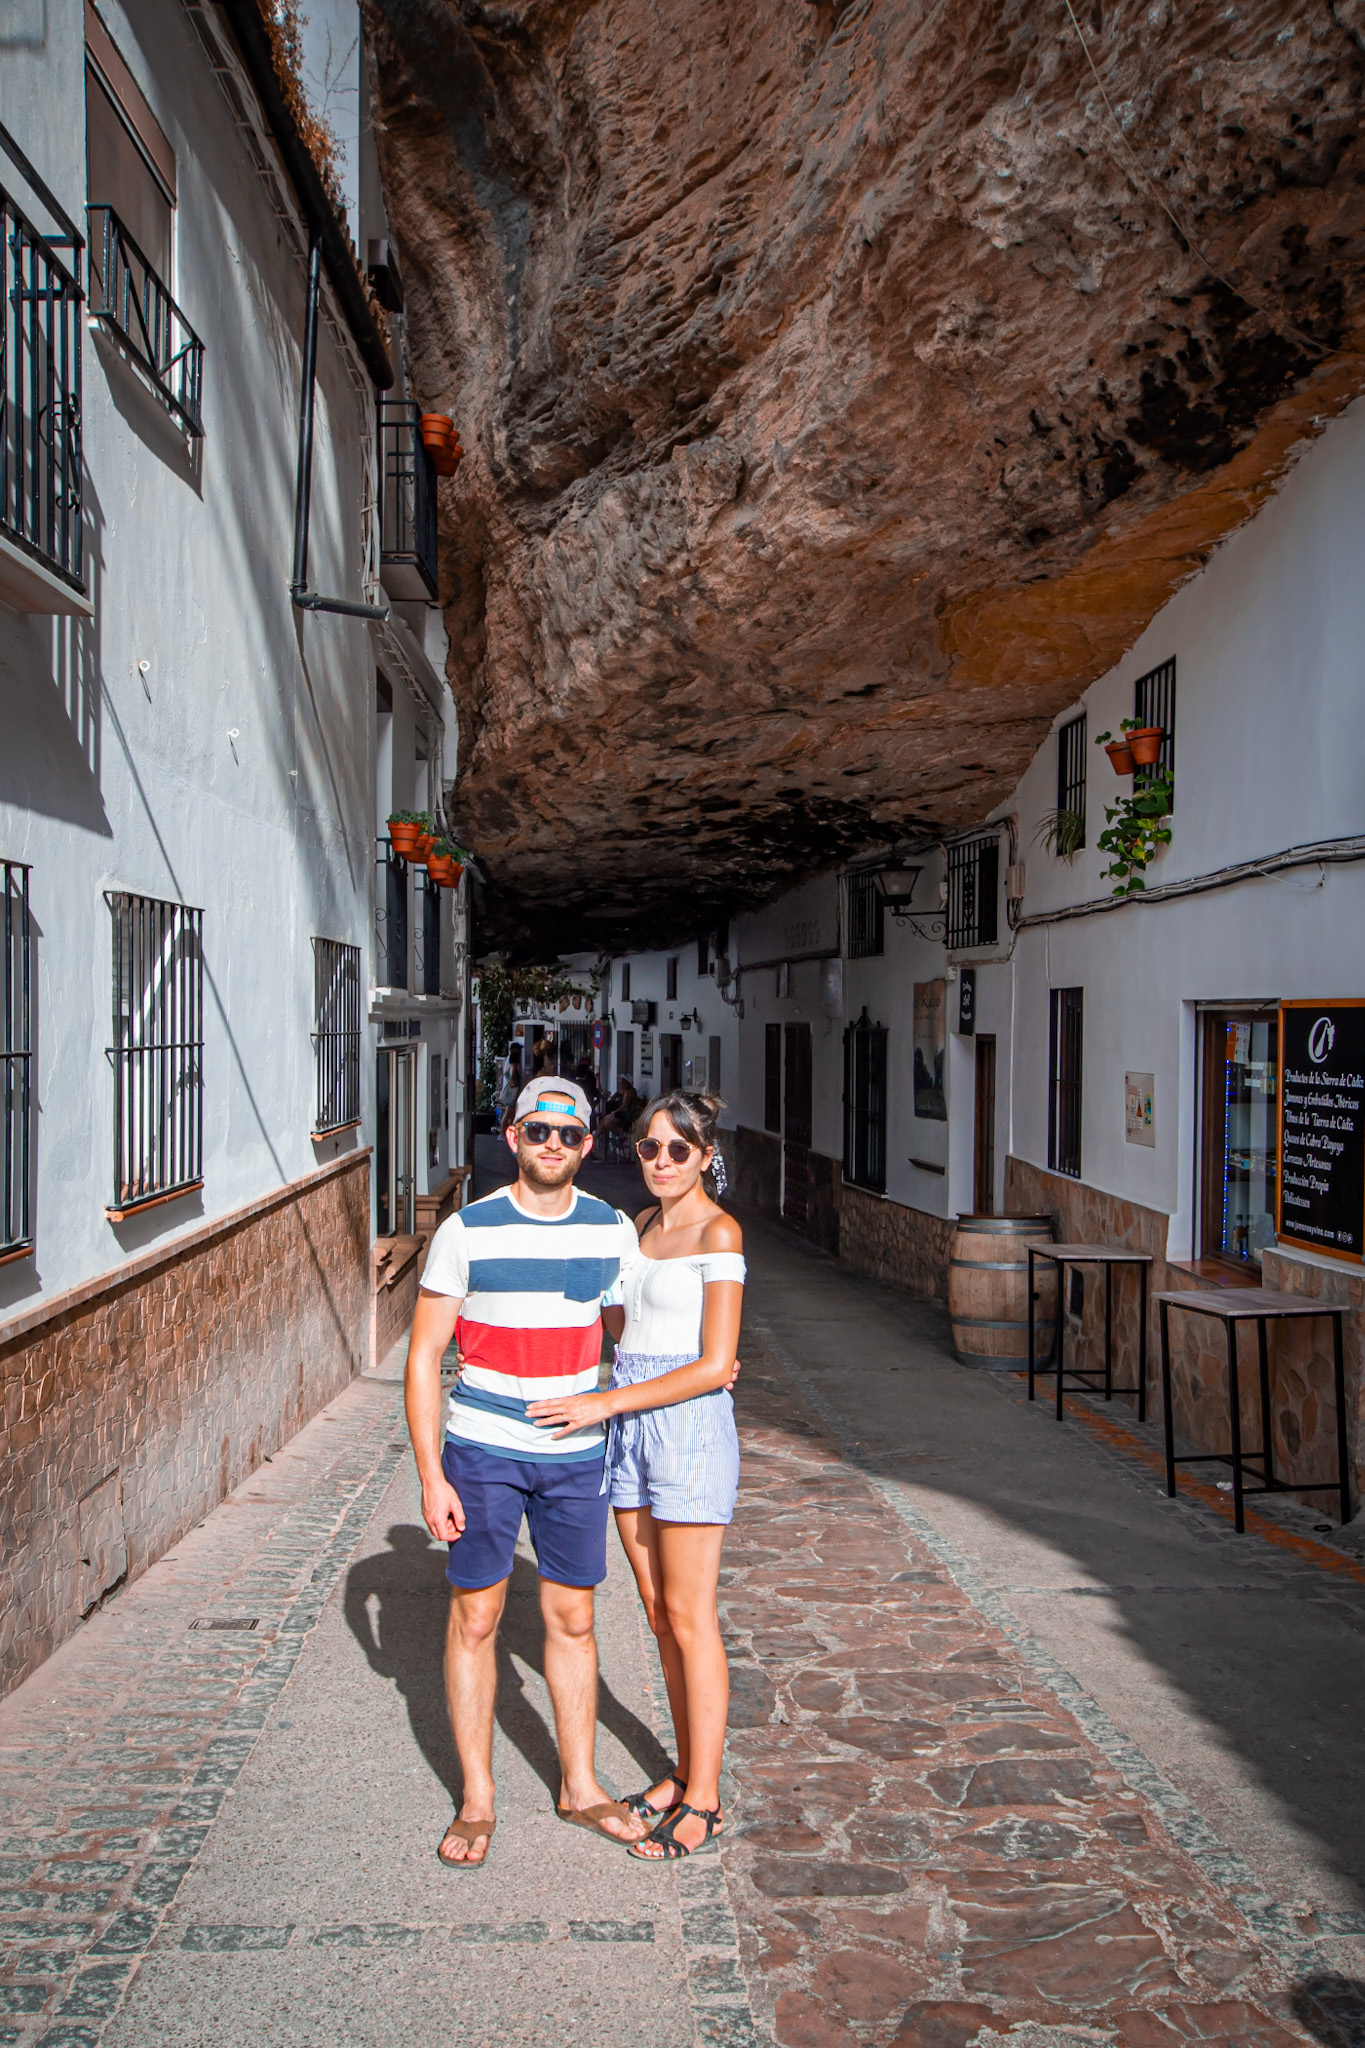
365;0;1365;952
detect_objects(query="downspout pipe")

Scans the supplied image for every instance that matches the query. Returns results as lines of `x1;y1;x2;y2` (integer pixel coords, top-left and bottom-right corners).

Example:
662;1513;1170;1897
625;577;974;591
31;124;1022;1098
291;235;389;622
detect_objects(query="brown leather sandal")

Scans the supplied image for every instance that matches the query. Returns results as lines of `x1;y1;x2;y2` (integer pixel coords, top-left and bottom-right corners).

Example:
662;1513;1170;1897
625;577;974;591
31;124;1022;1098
437;1816;496;1869
555;1800;643;1843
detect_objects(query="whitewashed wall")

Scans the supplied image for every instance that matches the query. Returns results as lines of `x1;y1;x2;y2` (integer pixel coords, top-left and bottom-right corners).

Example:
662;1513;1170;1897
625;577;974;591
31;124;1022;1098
604;946;738;1124
0;0;382;1311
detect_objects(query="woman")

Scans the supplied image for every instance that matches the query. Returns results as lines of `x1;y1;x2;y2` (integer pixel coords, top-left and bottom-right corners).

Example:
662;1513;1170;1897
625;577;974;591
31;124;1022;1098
527;1090;743;1861
496;1047;523;1136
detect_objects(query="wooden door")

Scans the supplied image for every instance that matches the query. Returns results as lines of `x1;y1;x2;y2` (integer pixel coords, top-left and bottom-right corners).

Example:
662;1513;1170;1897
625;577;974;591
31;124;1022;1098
973;1035;997;1215
660;1033;683;1092
782;1023;812;1228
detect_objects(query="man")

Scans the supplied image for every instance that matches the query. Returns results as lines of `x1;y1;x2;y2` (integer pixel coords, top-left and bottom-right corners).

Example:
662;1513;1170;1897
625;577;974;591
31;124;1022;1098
405;1077;644;1867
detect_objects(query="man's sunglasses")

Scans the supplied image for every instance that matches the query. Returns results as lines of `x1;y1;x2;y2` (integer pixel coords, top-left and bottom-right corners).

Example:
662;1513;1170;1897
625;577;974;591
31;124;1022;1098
636;1137;698;1164
520;1119;587;1148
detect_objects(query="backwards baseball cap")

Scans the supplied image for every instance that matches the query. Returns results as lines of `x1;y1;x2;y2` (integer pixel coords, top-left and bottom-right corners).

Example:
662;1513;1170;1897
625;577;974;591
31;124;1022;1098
514;1077;593;1127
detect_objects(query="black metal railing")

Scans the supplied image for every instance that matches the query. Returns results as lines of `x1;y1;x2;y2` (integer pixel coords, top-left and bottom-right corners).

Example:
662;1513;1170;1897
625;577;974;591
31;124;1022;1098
946;835;1000;950
376;839;409;990
844;870;884;958
420;876;441;996
2;861;32;1262
108;892;204;1217
1056;713;1087;845
87;205;204;437
1;123;84;593
313;937;361;1134
1048;985;1084;1179
843;1008;887;1193
377;399;437;600
1134;656;1176;784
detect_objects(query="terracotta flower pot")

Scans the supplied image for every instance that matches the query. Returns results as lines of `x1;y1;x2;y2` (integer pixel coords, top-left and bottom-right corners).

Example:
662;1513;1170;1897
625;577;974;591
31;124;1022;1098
420;412;456;452
444;862;464;888
431;449;463;478
427;859;458;886
1104;740;1137;775
413;832;435;859
387;822;421;854
1127;725;1165;766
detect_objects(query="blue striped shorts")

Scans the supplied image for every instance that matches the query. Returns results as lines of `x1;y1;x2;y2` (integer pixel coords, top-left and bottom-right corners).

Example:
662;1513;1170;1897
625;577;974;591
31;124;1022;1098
606;1351;740;1525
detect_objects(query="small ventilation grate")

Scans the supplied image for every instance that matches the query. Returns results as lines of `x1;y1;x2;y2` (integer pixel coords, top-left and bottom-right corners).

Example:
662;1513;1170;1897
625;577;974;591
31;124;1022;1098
189;1617;260;1632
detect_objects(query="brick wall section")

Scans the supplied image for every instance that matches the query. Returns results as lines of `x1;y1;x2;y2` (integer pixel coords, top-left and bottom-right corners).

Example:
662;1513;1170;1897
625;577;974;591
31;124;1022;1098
0;1152;370;1699
1006;1155;1363;1512
839;1183;956;1302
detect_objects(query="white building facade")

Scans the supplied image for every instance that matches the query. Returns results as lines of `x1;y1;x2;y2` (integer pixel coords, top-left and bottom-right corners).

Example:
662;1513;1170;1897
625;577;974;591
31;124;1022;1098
0;0;466;1694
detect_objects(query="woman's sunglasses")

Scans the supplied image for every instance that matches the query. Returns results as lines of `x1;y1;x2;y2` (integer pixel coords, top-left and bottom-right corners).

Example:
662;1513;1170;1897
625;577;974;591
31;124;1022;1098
520;1120;587;1148
636;1137;698;1164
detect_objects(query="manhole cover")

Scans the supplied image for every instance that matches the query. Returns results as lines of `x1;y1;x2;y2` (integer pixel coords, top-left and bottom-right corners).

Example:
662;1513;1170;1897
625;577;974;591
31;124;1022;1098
189;1617;260;1631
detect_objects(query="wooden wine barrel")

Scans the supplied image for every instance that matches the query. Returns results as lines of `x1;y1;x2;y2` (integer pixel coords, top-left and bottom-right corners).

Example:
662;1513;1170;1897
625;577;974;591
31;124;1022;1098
948;1214;1056;1369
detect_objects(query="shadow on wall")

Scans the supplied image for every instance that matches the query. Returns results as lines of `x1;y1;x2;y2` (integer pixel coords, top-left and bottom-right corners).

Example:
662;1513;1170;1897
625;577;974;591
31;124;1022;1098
342;1525;671;1802
0;489;111;835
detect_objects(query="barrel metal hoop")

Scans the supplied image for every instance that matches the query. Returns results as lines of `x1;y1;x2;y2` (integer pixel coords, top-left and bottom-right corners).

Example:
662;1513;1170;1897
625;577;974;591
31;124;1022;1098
950;1314;1057;1329
949;1257;1033;1270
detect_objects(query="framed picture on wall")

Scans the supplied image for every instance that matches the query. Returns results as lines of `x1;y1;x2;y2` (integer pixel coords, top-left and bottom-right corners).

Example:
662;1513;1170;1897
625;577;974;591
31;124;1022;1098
913;980;946;1121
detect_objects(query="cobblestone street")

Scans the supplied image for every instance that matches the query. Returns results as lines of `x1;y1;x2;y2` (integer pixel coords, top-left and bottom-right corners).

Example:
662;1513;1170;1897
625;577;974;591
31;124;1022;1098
2;1163;1364;2047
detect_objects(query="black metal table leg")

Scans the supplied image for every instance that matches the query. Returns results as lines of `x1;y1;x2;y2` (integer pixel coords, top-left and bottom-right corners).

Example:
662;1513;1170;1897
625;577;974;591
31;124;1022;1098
1055;1262;1067;1421
1332;1311;1352;1526
1161;1299;1175;1497
1104;1261;1113;1400
1227;1317;1245;1534
1256;1316;1274;1490
1027;1248;1037;1403
1138;1261;1148;1424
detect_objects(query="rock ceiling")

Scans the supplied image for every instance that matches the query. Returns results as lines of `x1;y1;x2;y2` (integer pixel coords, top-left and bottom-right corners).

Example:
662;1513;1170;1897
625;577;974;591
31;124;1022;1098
364;0;1365;956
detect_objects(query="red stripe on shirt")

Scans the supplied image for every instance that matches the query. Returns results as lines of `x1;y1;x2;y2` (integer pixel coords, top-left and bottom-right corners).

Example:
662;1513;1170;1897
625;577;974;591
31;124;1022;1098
455;1317;602;1383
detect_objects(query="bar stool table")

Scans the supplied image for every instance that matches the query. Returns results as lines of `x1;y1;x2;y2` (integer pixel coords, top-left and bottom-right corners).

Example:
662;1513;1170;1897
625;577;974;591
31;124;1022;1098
1156;1289;1352;1533
1027;1245;1153;1421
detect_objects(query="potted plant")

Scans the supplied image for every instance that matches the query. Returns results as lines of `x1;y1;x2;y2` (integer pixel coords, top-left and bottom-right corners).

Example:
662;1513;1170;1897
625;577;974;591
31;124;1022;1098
413;809;437;859
420;412;457;453
1095;721;1137;775
386;808;423;856
1034;808;1085;862
1096;767;1174;896
428;840;469;886
1127;724;1165;766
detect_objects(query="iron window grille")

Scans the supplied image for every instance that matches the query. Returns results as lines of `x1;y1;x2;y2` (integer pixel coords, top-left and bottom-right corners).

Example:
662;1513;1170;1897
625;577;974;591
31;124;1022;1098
666;957;678;1001
946;836;1000;950
845;870;884;958
1;121;85;593
2;862;33;1262
376;839;408;990
312;938;361;1136
420;876;441;997
1055;714;1086;847
620;962;631;1000
108;892;204;1217
377;399;438;601
1048;986;1084;1180
843;1008;887;1193
86;205;204;437
1134;657;1176;783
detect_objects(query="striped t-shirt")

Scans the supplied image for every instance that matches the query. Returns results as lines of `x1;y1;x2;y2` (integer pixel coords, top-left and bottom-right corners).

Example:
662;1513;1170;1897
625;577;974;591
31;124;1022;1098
421;1187;639;1462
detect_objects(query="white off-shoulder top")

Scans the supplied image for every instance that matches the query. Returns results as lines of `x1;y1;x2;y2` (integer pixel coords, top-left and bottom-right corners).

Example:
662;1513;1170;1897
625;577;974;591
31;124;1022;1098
618;1249;747;1358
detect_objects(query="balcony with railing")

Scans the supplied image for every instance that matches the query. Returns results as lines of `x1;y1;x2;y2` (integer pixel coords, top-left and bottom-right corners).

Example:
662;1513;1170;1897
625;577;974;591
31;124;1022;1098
0;121;86;613
378;399;438;601
87;205;204;437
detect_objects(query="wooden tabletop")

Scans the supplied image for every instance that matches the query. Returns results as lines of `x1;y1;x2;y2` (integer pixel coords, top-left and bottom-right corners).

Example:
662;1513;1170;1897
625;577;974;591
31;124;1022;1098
1031;1244;1154;1263
1154;1288;1344;1319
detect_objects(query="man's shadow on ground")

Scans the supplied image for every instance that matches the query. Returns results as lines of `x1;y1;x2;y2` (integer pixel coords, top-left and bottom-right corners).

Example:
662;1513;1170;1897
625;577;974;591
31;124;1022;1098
343;1525;672;1805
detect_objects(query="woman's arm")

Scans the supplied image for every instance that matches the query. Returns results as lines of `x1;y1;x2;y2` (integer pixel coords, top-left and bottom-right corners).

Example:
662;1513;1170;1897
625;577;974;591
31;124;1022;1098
528;1275;742;1436
602;1305;625;1341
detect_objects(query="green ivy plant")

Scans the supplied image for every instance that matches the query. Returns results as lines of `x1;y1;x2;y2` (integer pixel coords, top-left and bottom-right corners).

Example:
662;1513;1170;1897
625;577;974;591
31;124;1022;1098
476;960;600;1091
1096;769;1174;895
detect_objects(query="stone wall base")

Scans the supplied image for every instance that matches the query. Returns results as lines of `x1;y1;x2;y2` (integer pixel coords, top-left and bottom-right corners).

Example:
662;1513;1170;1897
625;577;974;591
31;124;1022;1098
839;1183;955;1303
735;1125;781;1222
0;1153;371;1699
1005;1156;1362;1515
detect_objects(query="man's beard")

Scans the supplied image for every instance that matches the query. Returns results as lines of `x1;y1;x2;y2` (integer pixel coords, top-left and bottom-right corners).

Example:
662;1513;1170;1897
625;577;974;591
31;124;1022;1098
518;1148;579;1190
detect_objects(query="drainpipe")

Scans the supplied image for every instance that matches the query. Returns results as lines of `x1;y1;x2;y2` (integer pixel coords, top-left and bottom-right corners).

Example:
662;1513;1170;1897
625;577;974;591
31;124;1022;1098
291;235;389;622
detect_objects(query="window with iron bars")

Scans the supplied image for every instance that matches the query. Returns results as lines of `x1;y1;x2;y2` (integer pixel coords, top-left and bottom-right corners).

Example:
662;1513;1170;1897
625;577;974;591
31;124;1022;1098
1055;715;1086;848
1134;657;1176;785
844;870;884;958
0;121;85;594
946;836;1000;950
377;839;408;990
2;863;33;1262
108;892;203;1217
313;938;361;1136
843;1009;887;1193
1048;986;1084;1180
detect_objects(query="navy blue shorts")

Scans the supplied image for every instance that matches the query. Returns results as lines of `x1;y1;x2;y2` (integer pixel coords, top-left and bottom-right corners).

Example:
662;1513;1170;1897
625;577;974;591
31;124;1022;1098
441;1438;609;1591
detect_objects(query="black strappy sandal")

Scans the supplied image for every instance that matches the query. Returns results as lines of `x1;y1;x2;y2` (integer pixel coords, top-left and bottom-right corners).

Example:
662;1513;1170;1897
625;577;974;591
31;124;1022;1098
620;1772;686;1824
627;1801;723;1861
